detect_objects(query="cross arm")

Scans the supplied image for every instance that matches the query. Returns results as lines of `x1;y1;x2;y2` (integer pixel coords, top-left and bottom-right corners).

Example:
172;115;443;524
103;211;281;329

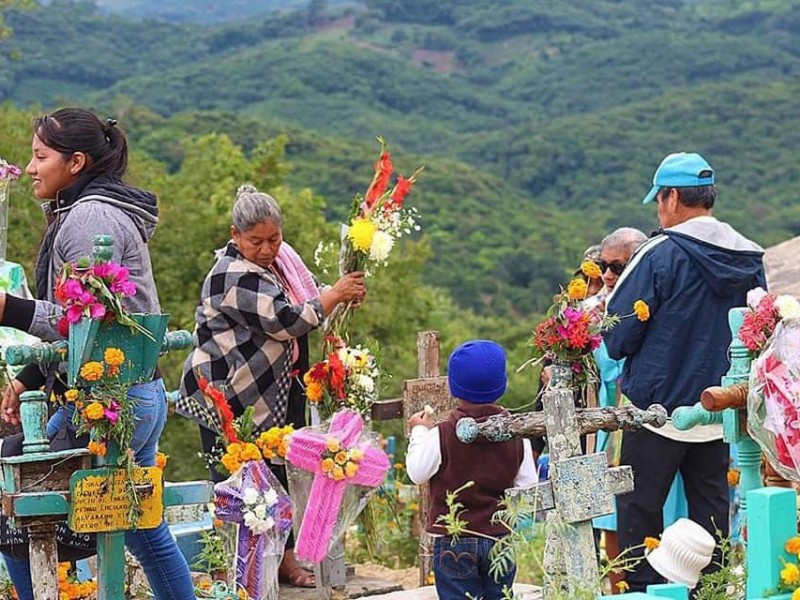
456;404;668;443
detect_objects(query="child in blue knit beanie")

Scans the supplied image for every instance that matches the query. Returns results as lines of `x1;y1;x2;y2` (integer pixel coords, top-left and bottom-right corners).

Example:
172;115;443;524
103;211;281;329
406;339;538;600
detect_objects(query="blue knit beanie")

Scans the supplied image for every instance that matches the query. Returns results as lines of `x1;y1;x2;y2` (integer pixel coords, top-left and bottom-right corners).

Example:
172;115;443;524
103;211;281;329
447;340;507;404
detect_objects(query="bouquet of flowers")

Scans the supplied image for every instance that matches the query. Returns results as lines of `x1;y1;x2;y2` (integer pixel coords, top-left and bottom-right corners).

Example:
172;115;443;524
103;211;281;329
194;379;294;600
320;137;423;337
285;409;390;563
60;347;142;525
340;137;422;274
303;335;380;420
525;262;650;387
739;287;800;357
54;258;151;339
744;289;800;481
195;377;295;476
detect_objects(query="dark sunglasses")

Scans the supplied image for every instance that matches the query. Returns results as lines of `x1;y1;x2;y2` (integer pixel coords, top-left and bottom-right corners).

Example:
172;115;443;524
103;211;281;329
596;260;627;276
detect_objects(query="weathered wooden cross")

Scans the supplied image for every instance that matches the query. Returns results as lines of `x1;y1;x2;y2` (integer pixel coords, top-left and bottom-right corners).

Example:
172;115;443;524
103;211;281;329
371;330;456;587
456;364;667;597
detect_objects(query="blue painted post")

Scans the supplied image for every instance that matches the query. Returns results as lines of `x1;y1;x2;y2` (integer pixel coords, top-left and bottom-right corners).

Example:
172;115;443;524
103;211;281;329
746;488;795;600
605;583;689;599
719;308;761;521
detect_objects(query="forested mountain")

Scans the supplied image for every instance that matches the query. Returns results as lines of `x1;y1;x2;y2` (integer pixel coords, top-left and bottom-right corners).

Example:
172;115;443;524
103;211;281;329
2;0;800;477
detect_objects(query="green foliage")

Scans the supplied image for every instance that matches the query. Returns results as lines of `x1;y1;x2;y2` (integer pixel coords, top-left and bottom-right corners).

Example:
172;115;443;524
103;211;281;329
192;529;229;573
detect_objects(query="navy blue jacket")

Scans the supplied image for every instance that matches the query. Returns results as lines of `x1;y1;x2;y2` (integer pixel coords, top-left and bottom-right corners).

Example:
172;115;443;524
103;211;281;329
604;217;766;414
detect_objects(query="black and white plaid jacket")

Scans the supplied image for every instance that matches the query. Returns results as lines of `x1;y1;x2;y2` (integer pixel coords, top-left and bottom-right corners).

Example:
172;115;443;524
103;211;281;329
177;242;324;433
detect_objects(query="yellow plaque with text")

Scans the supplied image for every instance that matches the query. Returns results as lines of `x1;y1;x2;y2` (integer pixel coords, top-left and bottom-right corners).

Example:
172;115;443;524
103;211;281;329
68;467;163;533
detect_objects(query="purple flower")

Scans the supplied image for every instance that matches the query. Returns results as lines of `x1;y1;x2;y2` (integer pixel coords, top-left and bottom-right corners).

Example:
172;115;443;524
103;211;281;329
88;302;106;319
92;262;122;279
66;305;86;324
111;280;136;296
63;279;87;301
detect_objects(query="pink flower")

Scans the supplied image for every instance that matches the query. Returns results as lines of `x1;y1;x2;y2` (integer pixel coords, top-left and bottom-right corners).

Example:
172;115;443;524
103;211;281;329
563;307;583;323
92;262;122;279
66;305;86;324
104;407;119;424
88;302;106;319
110;280;136;296
62;279;87;301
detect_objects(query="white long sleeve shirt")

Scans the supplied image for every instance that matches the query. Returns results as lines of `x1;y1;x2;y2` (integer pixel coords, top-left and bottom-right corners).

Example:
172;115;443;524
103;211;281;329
405;425;539;487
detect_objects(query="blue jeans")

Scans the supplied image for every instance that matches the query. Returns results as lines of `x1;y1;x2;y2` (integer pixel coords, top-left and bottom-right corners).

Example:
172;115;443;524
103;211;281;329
433;535;515;600
5;379;194;600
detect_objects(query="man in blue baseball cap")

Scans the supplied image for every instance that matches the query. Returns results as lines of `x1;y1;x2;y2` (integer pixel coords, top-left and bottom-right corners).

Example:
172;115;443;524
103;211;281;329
603;152;767;592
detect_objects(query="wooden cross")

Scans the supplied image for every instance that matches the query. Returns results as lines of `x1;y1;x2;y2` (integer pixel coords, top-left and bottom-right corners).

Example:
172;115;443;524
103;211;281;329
456;366;668;597
371;330;456;586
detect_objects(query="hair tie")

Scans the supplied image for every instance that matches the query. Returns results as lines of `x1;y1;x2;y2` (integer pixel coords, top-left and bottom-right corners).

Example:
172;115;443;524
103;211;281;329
103;118;117;142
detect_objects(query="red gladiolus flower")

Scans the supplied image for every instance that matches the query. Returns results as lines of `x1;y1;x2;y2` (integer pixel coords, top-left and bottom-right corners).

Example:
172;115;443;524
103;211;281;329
328;352;347;399
388;176;413;209
365;152;393;209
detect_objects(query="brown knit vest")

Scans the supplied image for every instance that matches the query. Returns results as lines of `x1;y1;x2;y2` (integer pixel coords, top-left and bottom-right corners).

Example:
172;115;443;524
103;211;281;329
427;403;524;536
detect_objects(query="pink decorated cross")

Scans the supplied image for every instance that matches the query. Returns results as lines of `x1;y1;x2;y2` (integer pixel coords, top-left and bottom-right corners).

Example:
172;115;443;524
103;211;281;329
286;409;390;562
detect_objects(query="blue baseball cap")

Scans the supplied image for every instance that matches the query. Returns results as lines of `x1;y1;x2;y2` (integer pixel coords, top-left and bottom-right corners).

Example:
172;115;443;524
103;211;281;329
641;152;715;204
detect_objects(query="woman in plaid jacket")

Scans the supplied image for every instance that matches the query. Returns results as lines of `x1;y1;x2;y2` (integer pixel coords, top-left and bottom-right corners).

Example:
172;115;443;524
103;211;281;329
178;184;364;586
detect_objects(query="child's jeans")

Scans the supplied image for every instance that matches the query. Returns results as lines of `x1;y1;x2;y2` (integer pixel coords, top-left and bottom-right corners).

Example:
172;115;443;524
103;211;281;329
4;379;194;600
433;535;515;600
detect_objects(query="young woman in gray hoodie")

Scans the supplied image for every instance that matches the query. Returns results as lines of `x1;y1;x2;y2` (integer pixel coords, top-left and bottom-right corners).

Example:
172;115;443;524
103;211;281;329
0;108;194;600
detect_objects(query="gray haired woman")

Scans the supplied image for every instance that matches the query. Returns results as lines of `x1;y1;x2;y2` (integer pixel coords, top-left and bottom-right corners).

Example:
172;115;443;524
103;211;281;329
178;184;365;587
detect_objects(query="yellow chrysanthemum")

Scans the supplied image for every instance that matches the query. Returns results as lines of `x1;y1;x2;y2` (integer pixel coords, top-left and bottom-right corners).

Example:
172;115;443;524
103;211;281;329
84;402;105;421
103;347;125;367
64;389;79;403
321;458;335;473
326;437;340;453
787;537;800;555
581;260;602;280
633;299;651;322
567;278;588;301
347;218;377;252
781;562;800;586
79;361;104;382
643;536;660;551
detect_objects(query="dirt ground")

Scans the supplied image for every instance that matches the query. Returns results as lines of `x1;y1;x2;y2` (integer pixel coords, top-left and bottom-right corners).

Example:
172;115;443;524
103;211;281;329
355;563;420;590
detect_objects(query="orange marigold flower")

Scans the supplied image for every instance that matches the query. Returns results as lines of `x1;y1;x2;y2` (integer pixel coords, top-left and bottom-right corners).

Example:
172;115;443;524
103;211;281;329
786;536;800;555
633;299;651;322
727;468;741;487
643;536;660;551
84;402;105;421
79;361;104;382
581;260;602;280
103;347;125;367
567;278;588;301
88;441;107;457
64;389;79;403
306;381;324;403
155;452;169;470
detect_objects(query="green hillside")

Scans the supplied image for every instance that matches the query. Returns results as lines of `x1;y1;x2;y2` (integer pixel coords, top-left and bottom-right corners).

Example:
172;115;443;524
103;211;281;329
3;0;800;478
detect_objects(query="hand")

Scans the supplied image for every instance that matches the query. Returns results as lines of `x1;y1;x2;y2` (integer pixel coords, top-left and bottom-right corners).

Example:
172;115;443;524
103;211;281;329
332;271;366;304
541;365;553;387
2;379;26;426
407;410;434;430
